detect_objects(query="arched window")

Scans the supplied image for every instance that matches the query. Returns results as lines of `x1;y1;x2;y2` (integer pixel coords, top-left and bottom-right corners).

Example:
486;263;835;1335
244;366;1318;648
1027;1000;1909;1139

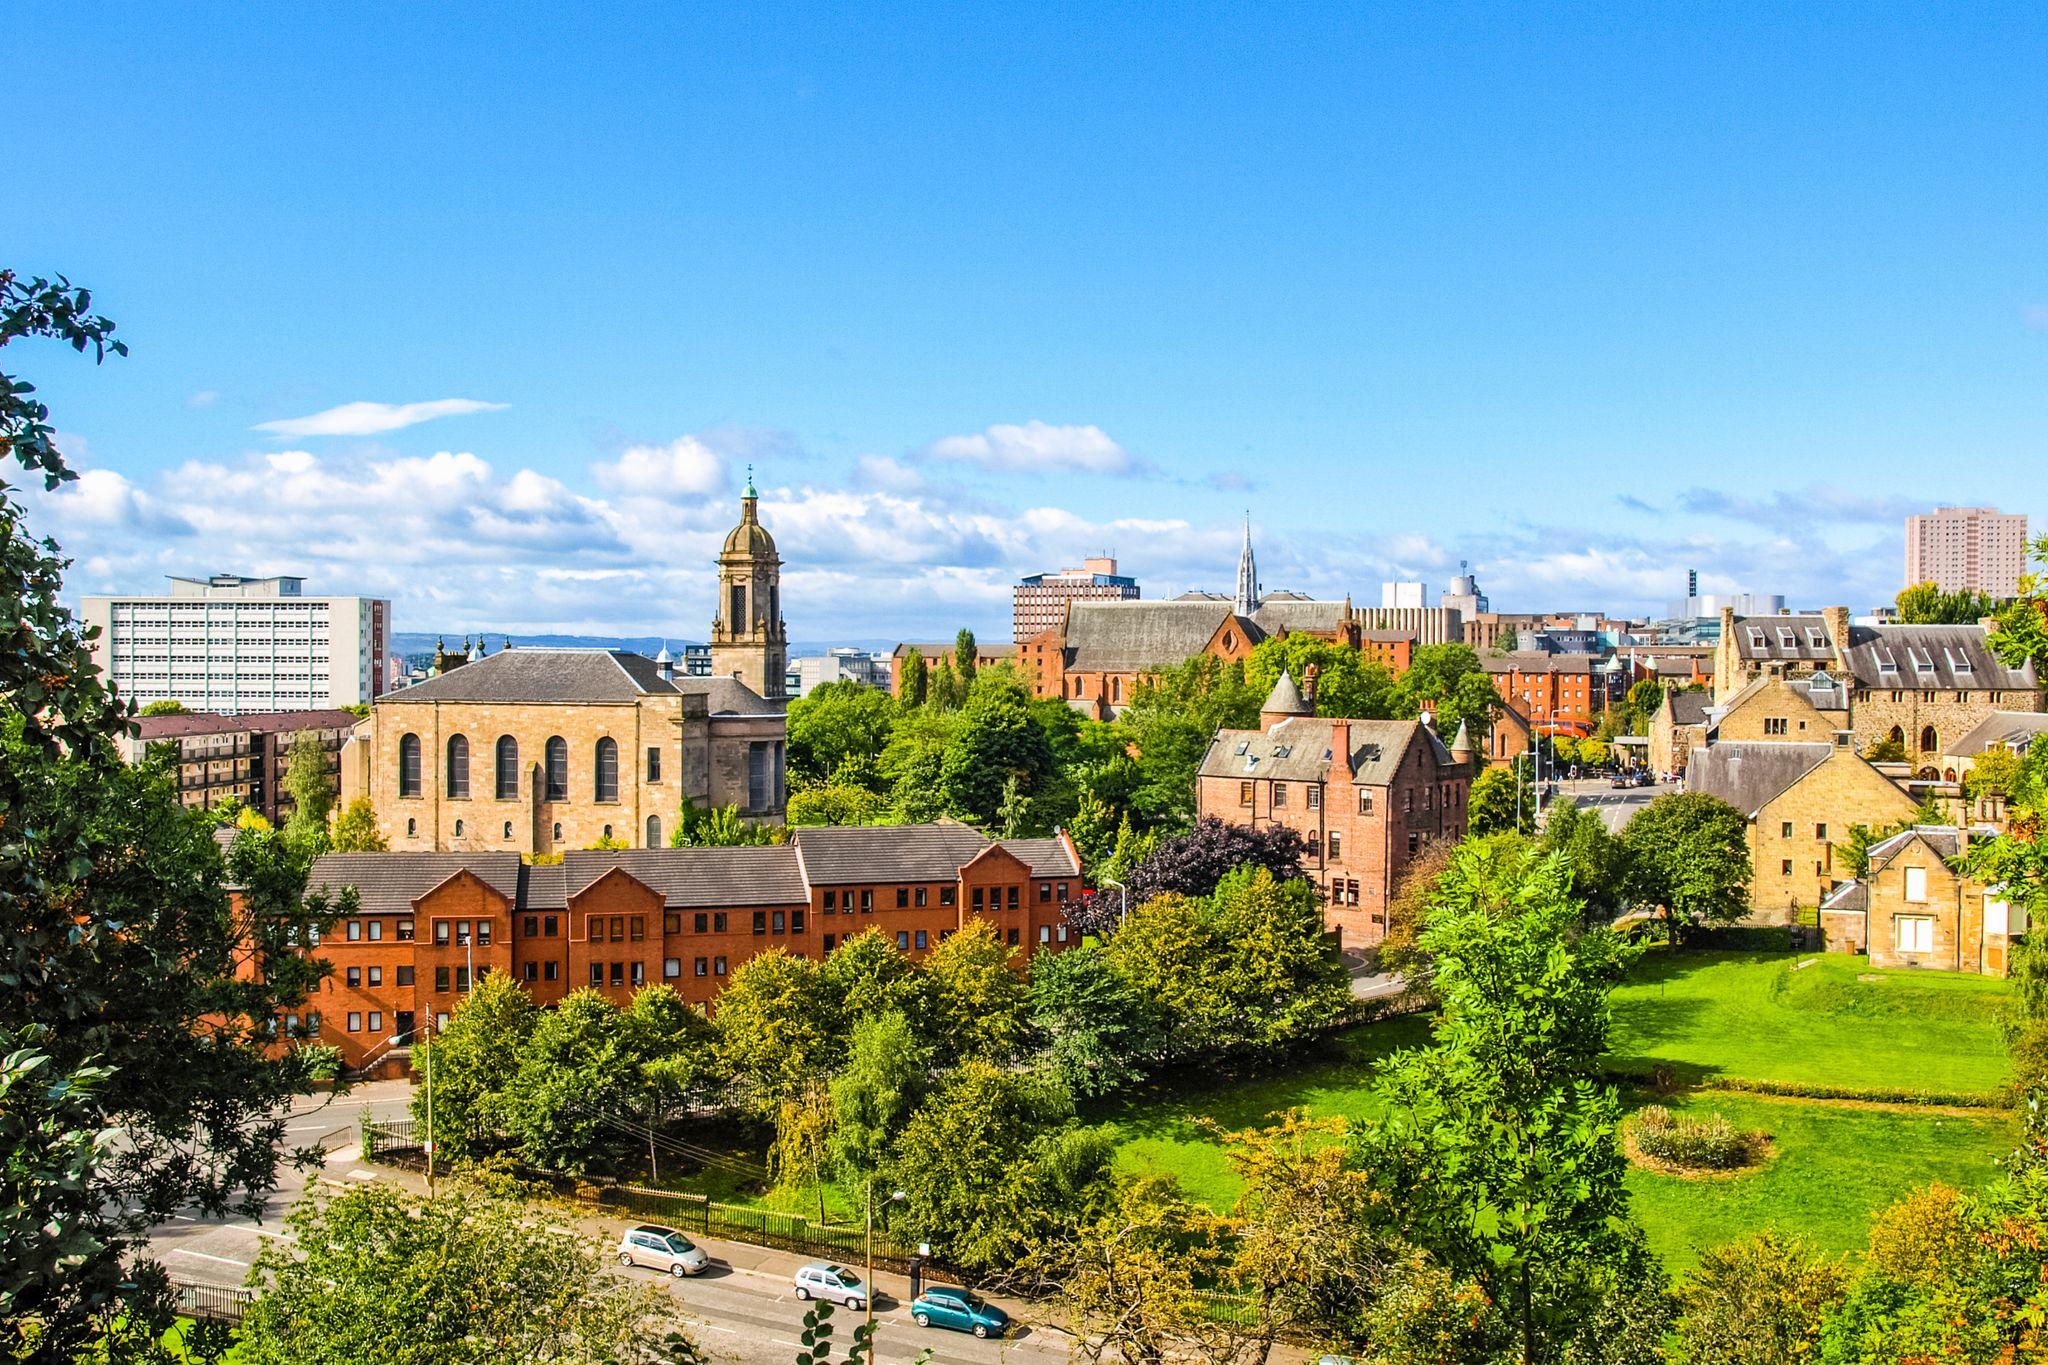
453;818;464;838
1888;725;1905;745
495;736;519;799
446;735;470;799
646;814;662;847
398;734;422;797
405;817;417;838
1112;677;1122;703
502;821;513;839
602;823;614;841
594;737;619;803
551;821;561;841
544;736;568;801
1920;725;1938;754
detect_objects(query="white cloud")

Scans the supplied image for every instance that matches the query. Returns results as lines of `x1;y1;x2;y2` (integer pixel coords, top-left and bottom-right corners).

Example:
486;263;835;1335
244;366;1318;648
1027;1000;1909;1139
186;389;221;408
593;437;727;498
253;398;509;438
926;420;1141;475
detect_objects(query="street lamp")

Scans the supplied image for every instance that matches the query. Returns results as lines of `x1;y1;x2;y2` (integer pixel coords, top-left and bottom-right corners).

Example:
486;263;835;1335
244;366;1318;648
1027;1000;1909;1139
865;1186;906;1336
1100;877;1130;927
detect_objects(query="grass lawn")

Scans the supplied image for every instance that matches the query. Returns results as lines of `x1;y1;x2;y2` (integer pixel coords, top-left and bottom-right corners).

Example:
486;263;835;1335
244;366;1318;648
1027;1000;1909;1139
1094;947;2019;1270
1608;948;2013;1094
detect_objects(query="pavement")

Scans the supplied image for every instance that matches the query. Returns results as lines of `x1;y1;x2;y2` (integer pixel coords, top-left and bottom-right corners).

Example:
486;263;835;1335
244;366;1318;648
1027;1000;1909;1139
147;1081;1189;1365
1553;775;1680;832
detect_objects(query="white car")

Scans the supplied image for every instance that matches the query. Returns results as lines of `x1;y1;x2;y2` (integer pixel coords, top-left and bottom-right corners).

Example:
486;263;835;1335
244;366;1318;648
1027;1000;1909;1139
792;1262;867;1310
617;1224;709;1277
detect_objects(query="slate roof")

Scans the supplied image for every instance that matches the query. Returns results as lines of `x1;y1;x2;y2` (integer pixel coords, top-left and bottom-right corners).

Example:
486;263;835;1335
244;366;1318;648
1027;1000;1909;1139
1864;824;1996;872
1251;599;1348;635
379;648;782;714
1261;672;1312;717
998;837;1083;878
1481;652;1604;675
1199;716;1455;786
1947;710;2048;757
308;852;524;914
793;822;996;885
136;708;362;739
1664;691;1712;727
1728;616;2035;691
1062;601;1258;674
558;847;810;907
1683;742;1834;817
1820;880;1867;914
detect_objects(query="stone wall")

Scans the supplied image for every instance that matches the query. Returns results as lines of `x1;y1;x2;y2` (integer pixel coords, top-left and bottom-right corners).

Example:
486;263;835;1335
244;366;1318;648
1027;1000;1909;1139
1749;750;1919;913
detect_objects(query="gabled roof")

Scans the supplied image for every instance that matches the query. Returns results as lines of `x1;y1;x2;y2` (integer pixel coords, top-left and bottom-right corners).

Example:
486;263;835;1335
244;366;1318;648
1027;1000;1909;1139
1198;716;1455;786
135;707;362;739
793;822;995;885
308;852;524;914
1250;599;1347;635
1480;652;1604;675
997;836;1083;878
1865;824;1997;873
1820;880;1867;914
1664;691;1712;727
559;847;810;907
1062;600;1262;674
1947;710;2048;757
1727;615;2035;691
378;648;782;713
1683;742;1834;817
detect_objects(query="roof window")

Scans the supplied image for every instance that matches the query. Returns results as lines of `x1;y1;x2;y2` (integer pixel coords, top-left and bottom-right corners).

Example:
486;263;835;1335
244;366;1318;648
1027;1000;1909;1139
1908;648;1935;675
1746;626;1768;649
1946;648;1973;674
1806;627;1828;650
1776;627;1798;649
1233;741;1249;756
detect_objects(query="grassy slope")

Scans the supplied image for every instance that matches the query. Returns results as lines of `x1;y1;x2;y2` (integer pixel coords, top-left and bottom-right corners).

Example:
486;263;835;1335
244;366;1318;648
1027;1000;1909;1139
1097;949;2016;1269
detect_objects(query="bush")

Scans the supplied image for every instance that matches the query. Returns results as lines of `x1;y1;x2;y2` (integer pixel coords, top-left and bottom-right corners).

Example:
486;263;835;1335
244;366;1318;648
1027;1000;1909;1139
1673;1231;1846;1364
1631;1105;1757;1170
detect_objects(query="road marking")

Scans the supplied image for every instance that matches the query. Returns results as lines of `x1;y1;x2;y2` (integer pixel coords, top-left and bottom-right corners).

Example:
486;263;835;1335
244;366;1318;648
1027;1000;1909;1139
169;1249;249;1268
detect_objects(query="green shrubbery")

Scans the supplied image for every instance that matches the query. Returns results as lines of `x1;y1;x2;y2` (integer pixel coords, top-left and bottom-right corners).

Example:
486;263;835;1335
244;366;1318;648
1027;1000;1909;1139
1631;1105;1758;1170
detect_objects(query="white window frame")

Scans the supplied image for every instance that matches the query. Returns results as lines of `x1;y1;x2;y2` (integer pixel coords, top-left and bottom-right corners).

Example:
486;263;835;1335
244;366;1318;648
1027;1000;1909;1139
1895;915;1933;953
1903;865;1928;903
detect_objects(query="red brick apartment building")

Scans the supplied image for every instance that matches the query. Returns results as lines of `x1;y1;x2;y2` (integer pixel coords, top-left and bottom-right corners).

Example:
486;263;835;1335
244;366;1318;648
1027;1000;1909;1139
1195;673;1472;950
1482;652;1624;731
298;823;1083;1069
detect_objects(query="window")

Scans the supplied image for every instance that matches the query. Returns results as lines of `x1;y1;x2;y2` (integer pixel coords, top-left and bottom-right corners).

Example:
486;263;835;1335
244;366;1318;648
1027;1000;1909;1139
1273;781;1288;807
1764;718;1787;736
347;1012;362;1033
824;891;837;911
772;911;785;934
495;736;518;798
1781;859;1794;875
396;966;414;986
590;962;604;986
1815;823;1828;840
398;918;415;941
1307;831;1321;857
1007;885;1020;909
713;912;727;932
368;966;382;987
435;967;450;992
452;819;464;838
477;921;492;946
524;915;539;938
694;957;708;977
860;890;873;912
1896;915;1933;953
455;967;470;992
646;747;662;782
1781;821;1794;838
1038;925;1051;944
694;912;709;933
1057;924;1070;942
1359;790;1373;815
665;912;680;934
544;914;558;937
823;934;836;952
915;929;928;949
1240;781;1254;806
791;910;805;932
972;887;984;911
630;916;645;942
608;963;623;986
753;912;768;935
602;824;612;841
545;736;569;800
714;956;727;976
646;815;661;847
1920;725;1938;753
504;820;514;838
1904;866;1928;902
1057;883;1069;900
1007;927;1020;946
1403;789;1413;813
406;817;417;838
664;957;681;978
446;734;470;798
398;733;422;797
594;738;619;802
346;966;362;987
1407;832;1420;854
1987;895;2011;935
523;961;538;982
747;742;771;810
915;887;927;907
1038;882;1051;903
1328;831;1342;860
552;821;561;840
368;920;383;942
897;931;910;950
347;919;363;941
631;962;645;986
544;961;558;981
897;887;909;908
609;916;625;942
1306;786;1321;810
434;920;451;945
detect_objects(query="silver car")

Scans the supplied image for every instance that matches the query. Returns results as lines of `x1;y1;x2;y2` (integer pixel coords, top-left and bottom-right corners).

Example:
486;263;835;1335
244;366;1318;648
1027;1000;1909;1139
792;1261;867;1310
617;1224;709;1277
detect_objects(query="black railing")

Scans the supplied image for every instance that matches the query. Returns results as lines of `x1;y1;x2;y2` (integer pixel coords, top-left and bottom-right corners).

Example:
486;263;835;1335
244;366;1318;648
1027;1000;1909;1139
170;1276;253;1324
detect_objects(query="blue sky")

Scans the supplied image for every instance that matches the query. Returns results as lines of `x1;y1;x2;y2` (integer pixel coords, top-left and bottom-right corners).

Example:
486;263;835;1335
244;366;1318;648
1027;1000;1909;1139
15;4;2047;640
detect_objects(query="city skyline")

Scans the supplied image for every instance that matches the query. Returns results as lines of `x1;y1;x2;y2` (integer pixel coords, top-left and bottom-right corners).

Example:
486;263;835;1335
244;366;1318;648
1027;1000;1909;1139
15;6;2047;636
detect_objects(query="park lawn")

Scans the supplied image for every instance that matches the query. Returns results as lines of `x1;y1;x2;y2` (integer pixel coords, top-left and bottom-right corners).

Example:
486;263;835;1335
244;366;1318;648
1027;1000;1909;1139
1608;948;2013;1095
1624;1090;2013;1270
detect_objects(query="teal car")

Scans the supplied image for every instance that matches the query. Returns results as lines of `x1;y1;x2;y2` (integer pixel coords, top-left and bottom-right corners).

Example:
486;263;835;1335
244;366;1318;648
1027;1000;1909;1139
909;1285;1009;1339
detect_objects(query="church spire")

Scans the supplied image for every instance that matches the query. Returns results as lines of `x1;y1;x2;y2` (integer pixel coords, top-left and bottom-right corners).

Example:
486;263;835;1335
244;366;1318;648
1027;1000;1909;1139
1234;511;1259;615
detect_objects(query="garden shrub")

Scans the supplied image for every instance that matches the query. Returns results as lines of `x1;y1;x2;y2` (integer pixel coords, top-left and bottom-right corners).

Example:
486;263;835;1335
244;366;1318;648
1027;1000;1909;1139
1631;1105;1757;1169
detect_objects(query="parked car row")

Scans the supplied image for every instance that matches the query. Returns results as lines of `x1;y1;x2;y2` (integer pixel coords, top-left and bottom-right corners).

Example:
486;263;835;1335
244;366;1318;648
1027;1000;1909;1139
615;1228;1010;1340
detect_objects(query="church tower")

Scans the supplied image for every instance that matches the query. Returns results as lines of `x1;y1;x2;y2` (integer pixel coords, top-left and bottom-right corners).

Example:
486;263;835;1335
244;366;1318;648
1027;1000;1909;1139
710;468;787;699
1234;512;1260;615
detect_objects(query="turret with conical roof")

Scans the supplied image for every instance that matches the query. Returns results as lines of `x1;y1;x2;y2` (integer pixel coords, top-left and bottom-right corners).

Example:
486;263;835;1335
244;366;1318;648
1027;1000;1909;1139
1259;670;1313;729
711;465;787;699
1448;718;1474;763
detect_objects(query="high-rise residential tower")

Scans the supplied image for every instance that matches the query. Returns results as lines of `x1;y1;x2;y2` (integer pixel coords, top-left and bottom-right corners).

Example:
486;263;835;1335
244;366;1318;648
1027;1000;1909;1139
1904;506;2029;597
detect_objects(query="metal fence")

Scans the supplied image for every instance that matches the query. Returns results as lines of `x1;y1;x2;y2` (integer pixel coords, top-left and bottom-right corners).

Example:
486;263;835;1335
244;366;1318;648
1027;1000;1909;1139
361;1116;421;1164
592;1182;917;1270
170;1276;253;1324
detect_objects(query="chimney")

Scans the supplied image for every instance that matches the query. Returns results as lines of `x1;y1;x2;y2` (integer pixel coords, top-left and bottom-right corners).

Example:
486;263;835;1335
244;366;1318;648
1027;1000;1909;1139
1329;719;1353;785
1822;605;1851;670
1301;661;1320;708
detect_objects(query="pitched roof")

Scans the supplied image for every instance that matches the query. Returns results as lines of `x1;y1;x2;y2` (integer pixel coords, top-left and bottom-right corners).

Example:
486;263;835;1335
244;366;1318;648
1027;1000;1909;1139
1683;742;1834;817
1947;710;2048;757
1820;880;1867;913
135;707;362;739
1062;600;1259;674
559;847;809;907
1728;615;2035;690
1250;599;1348;635
1865;824;1997;872
997;836;1082;878
383;649;677;704
1664;691;1712;727
793;822;996;885
307;852;524;914
1480;652;1603;675
1198;716;1455;786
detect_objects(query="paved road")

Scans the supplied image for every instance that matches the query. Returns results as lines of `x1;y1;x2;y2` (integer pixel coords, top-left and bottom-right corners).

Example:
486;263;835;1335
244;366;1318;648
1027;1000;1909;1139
1553;776;1680;832
148;1082;1102;1365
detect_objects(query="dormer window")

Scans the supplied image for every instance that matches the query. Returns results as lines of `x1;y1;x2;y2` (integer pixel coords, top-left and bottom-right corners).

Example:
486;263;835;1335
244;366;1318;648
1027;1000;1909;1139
1776;627;1798;650
1806;628;1827;650
1947;648;1973;675
1746;627;1768;650
1873;648;1899;675
1908;648;1935;676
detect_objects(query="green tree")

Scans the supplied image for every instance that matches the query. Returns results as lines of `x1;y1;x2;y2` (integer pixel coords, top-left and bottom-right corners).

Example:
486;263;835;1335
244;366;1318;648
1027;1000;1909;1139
786;681;898;787
940;676;1054;824
1671;1231;1844;1364
1114;654;1261;828
1399;643;1503;750
954;627;979;688
714;949;844;1110
1625;679;1664;720
411;971;539;1159
819;928;926;1026
1965;746;2021;801
1897;579;2002;625
280;729;335;852
898;647;929;707
1495;626;1520;653
501;989;642;1174
1101;893;1234;1061
1225;1111;1385;1347
889;1061;1113;1272
1211;866;1353;1053
828;1011;931;1213
921;919;1028;1064
1027;944;1159;1097
137;698;187;716
927;657;963;711
1244;636;1401;719
1619;792;1752;942
673;801;780;846
329;796;389;852
1468;765;1535;836
238;1179;700;1365
786;782;887;826
1363;848;1644;1364
879;706;959;821
1537;799;1624;919
622;984;718;1180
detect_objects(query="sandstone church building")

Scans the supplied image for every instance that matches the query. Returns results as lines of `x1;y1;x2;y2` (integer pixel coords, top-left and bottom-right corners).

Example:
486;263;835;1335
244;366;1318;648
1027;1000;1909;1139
341;478;790;853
